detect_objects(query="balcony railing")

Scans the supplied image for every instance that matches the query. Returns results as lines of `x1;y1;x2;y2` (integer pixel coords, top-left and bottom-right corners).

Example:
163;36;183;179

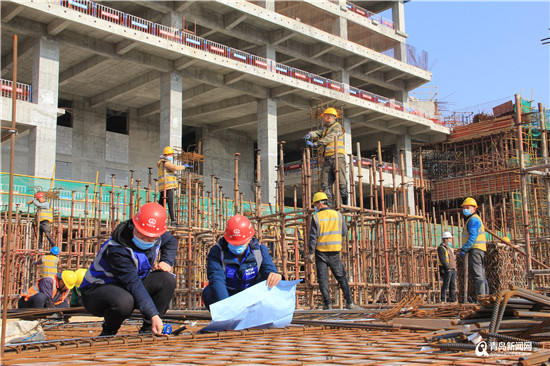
1;79;32;102
56;0;441;124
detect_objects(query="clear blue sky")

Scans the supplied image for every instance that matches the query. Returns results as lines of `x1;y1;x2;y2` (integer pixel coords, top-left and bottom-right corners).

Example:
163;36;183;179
400;1;549;115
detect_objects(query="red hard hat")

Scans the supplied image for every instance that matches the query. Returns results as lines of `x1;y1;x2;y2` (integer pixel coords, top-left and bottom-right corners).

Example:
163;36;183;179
35;191;45;199
224;215;255;245
132;202;167;237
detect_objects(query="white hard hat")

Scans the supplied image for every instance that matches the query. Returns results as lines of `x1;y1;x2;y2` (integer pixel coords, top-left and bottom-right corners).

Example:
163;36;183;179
442;231;453;239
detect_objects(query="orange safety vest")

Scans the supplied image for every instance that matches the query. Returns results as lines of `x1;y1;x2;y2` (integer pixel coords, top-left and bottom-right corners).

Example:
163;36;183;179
158;162;178;191
313;209;343;252
38;204;53;223
21;276;69;305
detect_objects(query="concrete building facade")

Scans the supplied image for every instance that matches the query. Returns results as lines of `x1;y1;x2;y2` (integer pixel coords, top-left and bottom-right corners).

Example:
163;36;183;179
1;0;448;209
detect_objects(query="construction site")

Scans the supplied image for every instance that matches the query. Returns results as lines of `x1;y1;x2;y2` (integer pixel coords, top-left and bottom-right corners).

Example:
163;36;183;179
1;0;550;364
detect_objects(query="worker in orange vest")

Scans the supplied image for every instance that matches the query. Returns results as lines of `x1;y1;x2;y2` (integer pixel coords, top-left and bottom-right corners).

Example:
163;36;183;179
18;270;77;309
27;191;55;250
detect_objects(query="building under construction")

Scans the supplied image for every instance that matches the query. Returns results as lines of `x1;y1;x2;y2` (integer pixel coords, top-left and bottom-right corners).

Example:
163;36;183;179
1;0;550;364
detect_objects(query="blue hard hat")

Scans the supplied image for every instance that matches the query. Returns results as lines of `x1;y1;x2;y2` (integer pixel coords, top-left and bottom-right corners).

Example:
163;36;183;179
50;246;60;256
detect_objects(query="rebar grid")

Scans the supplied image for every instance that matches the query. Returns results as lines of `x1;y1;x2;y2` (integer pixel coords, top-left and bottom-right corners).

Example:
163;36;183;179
2;326;536;365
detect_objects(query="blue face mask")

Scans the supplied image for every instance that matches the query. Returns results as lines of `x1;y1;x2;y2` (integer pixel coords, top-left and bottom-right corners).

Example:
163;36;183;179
228;243;247;255
463;208;472;216
314;207;319;212
132;236;157;250
166;156;174;163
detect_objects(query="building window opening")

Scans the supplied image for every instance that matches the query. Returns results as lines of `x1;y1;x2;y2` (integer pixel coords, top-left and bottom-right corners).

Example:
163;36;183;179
106;109;128;135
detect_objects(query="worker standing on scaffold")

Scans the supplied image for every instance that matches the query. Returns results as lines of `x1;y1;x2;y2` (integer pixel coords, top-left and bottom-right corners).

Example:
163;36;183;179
304;108;348;206
27;191;55;250
157;146;189;226
80;203;178;336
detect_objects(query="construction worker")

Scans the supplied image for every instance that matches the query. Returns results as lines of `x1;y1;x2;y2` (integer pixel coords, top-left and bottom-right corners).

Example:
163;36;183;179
34;246;60;278
27;191;55;250
80;202;178;336
202;215;282;309
304;108;348;205
18;270;76;309
307;192;359;310
157;146;188;226
438;232;457;303
458;197;489;297
70;268;87;307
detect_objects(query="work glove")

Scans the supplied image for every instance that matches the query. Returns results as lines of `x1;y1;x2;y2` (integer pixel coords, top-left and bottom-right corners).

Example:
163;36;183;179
457;250;466;258
307;253;314;263
306;140;315;147
303;133;312;140
183;164;193;168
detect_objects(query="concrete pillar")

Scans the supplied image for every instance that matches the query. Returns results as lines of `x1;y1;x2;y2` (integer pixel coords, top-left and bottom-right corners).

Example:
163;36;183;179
30;36;59;178
336;0;348;39
160;72;182;151
161;11;183;29
332;70;351;193
396;133;415;215
392;1;407;63
259;0;275;11
257;98;278;205
395;90;408;104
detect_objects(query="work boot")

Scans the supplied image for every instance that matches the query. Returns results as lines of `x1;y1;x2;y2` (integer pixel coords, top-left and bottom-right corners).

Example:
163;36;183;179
346;302;363;310
99;326;118;337
170;220;178;227
322;303;333;310
139;321;152;334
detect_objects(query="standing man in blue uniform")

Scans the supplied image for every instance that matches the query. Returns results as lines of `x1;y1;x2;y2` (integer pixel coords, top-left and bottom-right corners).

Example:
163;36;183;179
202;215;282;309
457;197;489;297
80;202;178;336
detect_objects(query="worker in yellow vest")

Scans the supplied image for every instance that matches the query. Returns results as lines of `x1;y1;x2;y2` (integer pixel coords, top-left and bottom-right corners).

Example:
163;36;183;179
157;146;189;226
27;191;55;250
34;246;60;278
304;108;349;206
437;232;457;303
457;197;489;297
18;270;76;309
307;192;359;310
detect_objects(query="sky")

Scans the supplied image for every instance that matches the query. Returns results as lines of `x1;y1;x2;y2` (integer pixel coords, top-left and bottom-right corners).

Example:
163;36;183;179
397;1;549;116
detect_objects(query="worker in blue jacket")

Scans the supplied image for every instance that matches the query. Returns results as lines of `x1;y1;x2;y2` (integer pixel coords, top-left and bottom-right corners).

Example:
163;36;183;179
202;215;282;309
80;203;177;336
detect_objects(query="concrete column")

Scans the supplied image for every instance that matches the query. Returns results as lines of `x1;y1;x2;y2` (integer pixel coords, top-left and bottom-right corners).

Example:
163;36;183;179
392;1;407;63
161;11;183;29
396;133;415;215
259;0;275;12
160;72;182;151
30;36;59;178
257;99;278;205
332;70;351;192
395;90;408;104
336;0;348;39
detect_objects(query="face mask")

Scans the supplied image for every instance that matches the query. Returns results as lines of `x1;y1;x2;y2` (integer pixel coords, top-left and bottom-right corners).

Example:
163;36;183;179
228;243;247;255
314;207;319;212
132;236;157;250
463;208;472;216
166;156;174;163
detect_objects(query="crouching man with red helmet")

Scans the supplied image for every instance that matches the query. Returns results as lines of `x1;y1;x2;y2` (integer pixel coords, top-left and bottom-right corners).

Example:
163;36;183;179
202;215;282;309
80;203;177;336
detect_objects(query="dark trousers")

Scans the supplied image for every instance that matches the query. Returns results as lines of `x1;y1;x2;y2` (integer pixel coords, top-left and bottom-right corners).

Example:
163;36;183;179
315;250;352;306
440;268;457;302
202;285;216;310
469;249;488;296
38;220;55;249
158;188;176;222
18;293;69;309
82;271;176;333
321;155;348;204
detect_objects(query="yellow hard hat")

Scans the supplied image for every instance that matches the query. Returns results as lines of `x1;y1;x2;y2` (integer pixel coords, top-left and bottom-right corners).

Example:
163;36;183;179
461;197;478;208
61;270;77;290
163;146;174;155
502;237;511;244
312;192;328;203
321;107;338;118
75;268;87;287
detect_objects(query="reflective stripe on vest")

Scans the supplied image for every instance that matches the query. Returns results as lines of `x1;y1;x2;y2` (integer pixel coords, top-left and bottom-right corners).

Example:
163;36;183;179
461;214;487;252
80;238;159;288
321;122;345;158
313;210;343;252
40;254;59;278
215;242;263;292
158;163;178;191
21;276;69;305
38;206;53;223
